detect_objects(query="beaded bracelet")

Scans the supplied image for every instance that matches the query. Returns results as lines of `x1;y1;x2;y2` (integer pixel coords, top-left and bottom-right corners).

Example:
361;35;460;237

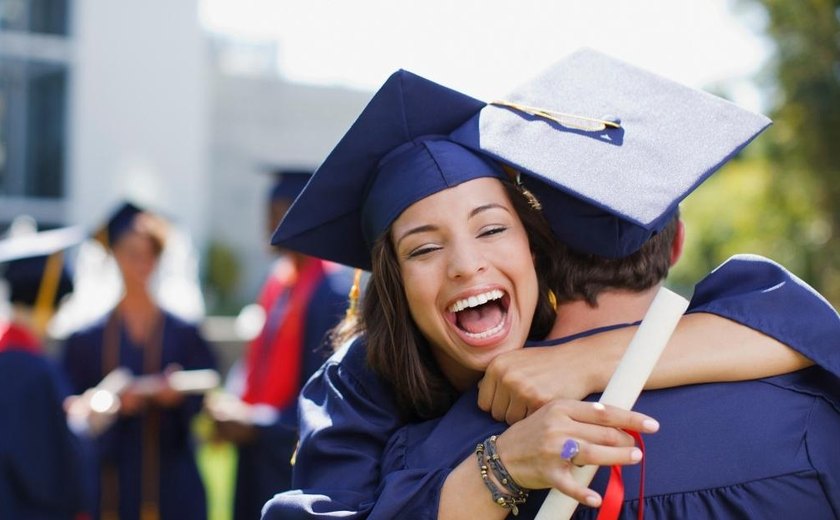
484;435;529;498
475;437;529;516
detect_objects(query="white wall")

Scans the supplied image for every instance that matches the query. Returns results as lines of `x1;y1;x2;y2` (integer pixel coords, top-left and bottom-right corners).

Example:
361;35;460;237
209;72;371;302
69;0;210;244
66;1;373;309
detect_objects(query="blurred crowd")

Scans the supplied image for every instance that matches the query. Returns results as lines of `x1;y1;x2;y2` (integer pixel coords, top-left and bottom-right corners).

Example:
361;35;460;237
0;170;352;520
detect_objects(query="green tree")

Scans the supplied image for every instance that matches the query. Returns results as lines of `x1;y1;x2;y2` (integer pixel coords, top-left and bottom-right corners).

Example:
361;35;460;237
672;0;839;309
745;0;840;305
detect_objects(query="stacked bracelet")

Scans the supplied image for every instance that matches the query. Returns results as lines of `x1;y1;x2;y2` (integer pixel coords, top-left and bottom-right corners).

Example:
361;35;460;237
475;435;529;516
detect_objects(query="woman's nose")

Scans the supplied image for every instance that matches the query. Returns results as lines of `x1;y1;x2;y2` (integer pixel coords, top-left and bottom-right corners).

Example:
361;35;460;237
447;243;487;279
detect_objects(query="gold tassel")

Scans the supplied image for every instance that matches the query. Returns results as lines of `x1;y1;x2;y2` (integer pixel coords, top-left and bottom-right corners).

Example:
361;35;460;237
345;269;363;319
32;252;63;336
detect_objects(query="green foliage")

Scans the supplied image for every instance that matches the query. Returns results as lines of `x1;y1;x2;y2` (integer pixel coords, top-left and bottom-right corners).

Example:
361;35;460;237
203;240;244;315
751;0;839;306
673;0;839;308
670;150;828;291
194;412;236;520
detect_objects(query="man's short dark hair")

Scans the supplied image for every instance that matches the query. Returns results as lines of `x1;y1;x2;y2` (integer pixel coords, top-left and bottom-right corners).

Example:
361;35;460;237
552;212;680;306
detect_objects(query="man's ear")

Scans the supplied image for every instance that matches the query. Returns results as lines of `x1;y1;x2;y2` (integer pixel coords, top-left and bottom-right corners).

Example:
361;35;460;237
670;220;685;266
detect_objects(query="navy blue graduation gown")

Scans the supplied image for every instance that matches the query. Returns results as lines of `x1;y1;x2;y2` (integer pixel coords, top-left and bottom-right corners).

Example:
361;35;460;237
262;254;840;519
61;309;216;520
233;268;353;520
0;349;88;519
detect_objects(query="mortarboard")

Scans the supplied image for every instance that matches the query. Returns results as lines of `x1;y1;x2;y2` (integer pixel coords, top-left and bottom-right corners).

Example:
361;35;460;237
0;225;84;311
269;169;313;202
94;201;145;250
93;200;169;252
450;48;772;258
270;69;505;270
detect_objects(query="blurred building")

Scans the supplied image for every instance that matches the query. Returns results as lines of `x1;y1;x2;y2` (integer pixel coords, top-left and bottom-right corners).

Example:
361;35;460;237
0;0;371;315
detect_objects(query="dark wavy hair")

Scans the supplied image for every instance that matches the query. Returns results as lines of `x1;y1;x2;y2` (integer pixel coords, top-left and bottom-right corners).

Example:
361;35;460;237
332;180;560;420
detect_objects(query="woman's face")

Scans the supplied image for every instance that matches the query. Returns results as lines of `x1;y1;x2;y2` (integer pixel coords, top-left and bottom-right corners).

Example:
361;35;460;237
391;177;539;390
112;230;159;287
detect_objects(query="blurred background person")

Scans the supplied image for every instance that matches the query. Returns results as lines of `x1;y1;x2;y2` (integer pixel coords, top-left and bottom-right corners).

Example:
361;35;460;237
60;202;217;520
206;170;353;520
0;221;90;519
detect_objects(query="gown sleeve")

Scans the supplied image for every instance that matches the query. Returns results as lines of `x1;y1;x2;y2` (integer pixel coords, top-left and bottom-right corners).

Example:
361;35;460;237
60;323;105;395
362;389;503;520
687;254;840;378
261;337;404;519
5;353;87;515
166;315;218;420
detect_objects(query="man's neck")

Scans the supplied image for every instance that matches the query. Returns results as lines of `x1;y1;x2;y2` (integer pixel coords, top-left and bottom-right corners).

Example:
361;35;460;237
549;284;662;339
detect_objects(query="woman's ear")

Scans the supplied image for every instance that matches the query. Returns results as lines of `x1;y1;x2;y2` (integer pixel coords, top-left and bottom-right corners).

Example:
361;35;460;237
670;219;686;266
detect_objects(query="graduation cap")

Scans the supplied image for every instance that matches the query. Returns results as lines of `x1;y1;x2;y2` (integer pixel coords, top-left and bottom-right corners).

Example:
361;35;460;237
269;169;313;202
270;69;505;270
0;225;84;329
450;48;772;258
94;201;144;249
94;200;167;251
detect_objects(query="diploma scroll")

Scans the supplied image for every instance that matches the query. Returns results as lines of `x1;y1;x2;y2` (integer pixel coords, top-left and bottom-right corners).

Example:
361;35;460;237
68;368;221;437
534;287;690;520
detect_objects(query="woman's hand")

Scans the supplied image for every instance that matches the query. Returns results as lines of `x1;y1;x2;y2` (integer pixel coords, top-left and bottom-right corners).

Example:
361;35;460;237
438;398;658;518
494;399;658;506
477;339;625;424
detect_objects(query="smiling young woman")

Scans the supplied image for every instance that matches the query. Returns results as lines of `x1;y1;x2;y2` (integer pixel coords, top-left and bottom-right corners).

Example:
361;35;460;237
372;176;556;417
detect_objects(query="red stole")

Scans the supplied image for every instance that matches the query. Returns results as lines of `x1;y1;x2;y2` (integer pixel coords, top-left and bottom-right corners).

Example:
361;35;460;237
242;257;327;408
0;321;41;353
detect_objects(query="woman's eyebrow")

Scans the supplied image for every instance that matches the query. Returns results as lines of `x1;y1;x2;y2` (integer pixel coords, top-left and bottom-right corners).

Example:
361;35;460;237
470;203;511;218
395;224;438;249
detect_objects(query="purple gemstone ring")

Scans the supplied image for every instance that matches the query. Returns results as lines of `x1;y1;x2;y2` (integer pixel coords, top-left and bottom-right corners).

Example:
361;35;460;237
560;438;581;464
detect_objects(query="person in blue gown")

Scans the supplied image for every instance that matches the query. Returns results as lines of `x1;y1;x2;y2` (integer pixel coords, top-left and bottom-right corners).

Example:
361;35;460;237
207;170;353;520
373;256;840;519
261;56;834;519
61;202;216;520
0;225;89;519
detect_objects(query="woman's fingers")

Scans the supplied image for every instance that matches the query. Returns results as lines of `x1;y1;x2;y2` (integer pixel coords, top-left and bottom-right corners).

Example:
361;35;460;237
545;400;660;434
547;473;603;508
504;399;529;425
564;438;643;467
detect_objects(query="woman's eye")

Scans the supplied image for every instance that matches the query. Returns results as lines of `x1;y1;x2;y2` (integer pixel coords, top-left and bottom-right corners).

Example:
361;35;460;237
407;245;441;258
479;226;507;238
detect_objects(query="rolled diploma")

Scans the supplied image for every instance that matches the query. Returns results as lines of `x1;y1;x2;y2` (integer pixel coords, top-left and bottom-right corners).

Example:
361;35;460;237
534;287;690;520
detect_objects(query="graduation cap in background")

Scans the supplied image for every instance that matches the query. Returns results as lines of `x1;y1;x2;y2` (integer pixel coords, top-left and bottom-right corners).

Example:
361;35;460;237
93;200;168;252
0;224;85;333
450;48;772;258
270;69;505;271
93;201;143;250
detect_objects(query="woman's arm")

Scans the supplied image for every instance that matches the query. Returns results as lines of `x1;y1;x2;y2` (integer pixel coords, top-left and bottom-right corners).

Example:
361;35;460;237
262;337;404;519
478;314;812;424
479;254;837;424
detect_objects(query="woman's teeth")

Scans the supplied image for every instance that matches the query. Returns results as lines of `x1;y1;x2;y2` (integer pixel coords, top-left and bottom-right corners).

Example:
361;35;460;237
448;289;505;313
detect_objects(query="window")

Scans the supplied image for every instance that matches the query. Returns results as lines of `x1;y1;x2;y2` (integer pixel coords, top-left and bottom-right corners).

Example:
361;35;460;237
0;0;69;227
0;0;69;36
0;58;66;198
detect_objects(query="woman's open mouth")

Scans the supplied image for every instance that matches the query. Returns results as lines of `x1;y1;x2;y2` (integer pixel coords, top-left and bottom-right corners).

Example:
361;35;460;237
446;289;511;345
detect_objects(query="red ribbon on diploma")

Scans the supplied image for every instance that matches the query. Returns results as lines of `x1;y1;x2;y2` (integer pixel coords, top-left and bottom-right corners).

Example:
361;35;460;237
597;431;645;520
